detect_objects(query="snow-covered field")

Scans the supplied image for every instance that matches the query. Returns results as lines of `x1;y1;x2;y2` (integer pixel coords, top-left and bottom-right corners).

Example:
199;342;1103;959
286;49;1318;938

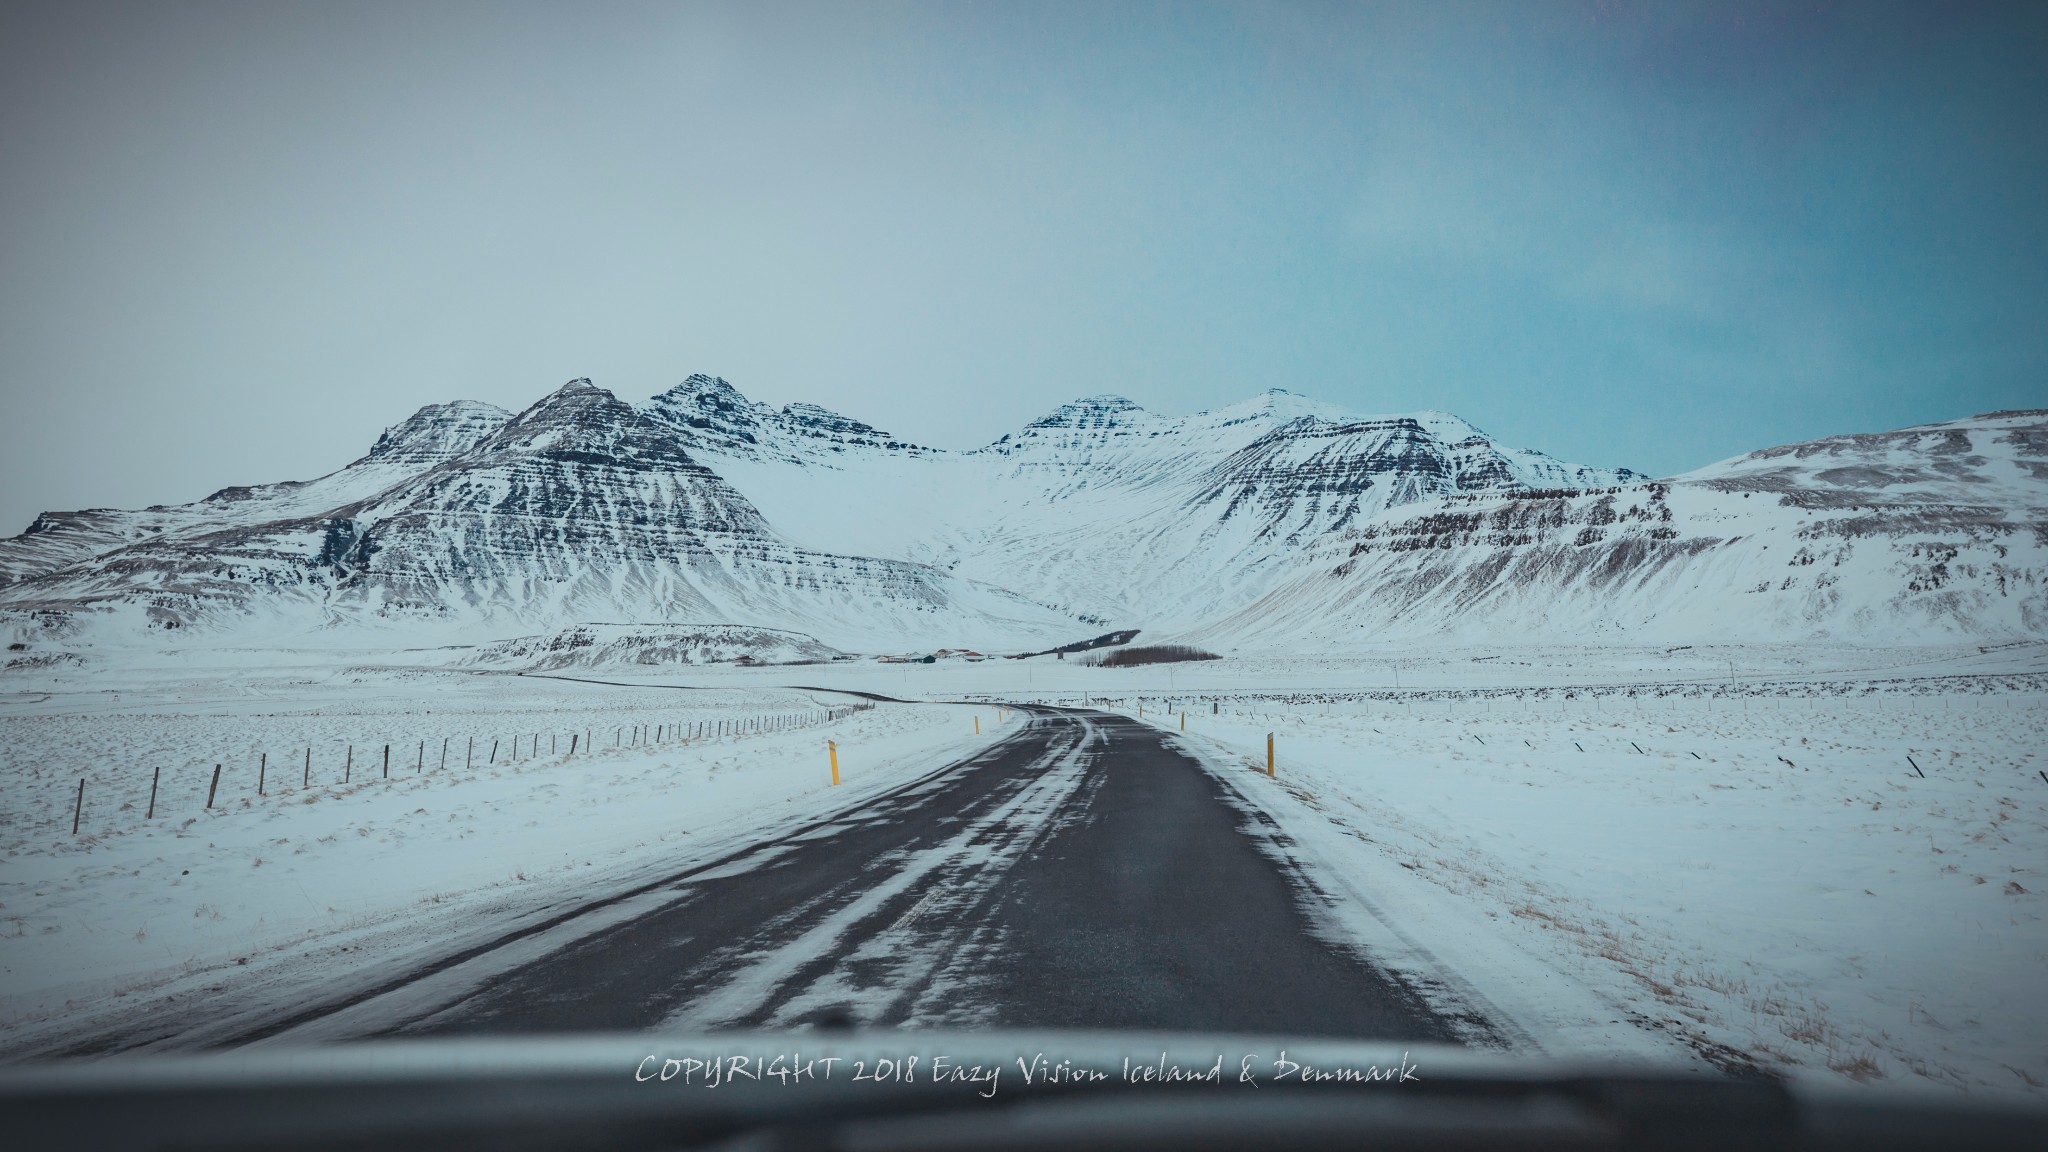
0;663;1009;1058
1167;688;2045;1098
916;644;2046;1100
2;642;2043;1104
752;642;2047;1097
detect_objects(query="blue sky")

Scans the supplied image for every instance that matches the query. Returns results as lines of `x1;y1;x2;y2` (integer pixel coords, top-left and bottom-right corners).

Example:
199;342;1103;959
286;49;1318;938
2;1;2043;533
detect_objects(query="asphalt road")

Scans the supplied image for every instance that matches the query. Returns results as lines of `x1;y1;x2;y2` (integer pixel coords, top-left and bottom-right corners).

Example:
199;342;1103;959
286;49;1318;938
288;706;1457;1043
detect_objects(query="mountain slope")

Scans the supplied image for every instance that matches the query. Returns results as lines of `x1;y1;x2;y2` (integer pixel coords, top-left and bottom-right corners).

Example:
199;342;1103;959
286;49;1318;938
1184;410;2048;648
686;387;1640;630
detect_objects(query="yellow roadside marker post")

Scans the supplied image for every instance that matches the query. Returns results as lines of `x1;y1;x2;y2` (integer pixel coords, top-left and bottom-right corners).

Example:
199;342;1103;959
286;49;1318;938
1180;711;1186;731
975;716;980;735
829;740;840;786
1266;732;1275;777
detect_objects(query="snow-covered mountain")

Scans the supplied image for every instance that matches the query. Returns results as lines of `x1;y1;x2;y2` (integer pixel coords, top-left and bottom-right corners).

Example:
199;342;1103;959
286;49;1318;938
0;400;515;591
1184;410;2048;648
695;387;1640;631
0;381;1080;652
642;374;937;463
4;372;2035;656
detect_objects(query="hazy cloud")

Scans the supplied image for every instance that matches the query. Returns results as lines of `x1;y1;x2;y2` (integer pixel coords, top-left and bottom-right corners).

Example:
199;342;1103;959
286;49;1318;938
1;0;2042;532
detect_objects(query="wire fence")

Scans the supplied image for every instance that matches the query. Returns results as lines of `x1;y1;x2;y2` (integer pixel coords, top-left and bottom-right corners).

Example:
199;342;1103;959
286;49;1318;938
11;703;875;846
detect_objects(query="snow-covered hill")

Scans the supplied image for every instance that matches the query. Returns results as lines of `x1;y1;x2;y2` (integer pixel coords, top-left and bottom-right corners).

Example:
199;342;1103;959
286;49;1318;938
465;623;849;670
1185;410;2048;648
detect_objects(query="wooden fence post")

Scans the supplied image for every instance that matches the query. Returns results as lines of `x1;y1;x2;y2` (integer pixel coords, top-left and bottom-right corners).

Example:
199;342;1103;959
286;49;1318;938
1266;733;1275;777
304;748;310;788
72;778;84;834
344;745;352;783
147;767;159;819
259;753;267;796
441;738;448;771
206;764;222;808
383;744;390;779
417;740;424;773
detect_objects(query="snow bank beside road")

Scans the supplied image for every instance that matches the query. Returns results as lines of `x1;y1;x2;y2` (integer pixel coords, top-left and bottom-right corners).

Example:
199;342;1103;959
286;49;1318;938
0;669;1013;1058
1140;687;2047;1100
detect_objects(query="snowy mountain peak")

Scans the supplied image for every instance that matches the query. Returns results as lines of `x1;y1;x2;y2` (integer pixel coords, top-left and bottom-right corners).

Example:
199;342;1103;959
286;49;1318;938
1192;388;1358;429
651;373;750;410
478;378;703;468
771;402;930;455
497;377;619;431
641;373;771;454
363;400;512;467
1023;395;1150;430
1183;412;1632;546
1248;387;1328;415
639;375;931;461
